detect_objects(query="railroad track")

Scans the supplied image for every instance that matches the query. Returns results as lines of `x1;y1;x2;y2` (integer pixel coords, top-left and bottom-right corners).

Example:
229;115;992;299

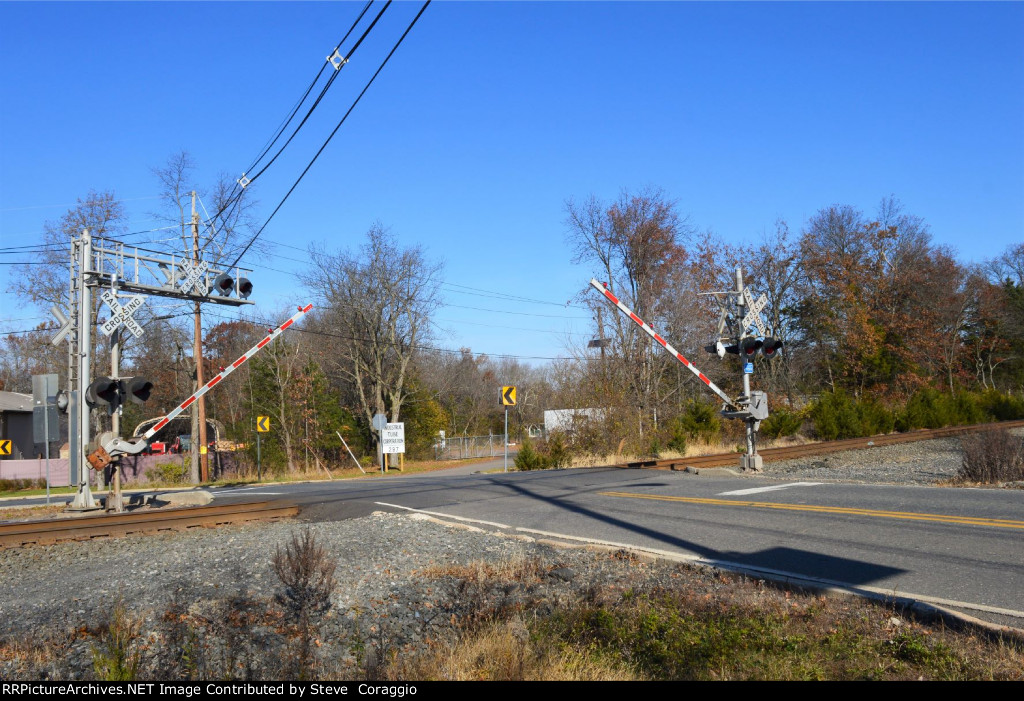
0;499;299;549
611;419;1024;471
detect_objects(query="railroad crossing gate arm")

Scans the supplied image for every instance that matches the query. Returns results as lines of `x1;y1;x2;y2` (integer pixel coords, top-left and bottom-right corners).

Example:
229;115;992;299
93;304;314;463
589;279;737;410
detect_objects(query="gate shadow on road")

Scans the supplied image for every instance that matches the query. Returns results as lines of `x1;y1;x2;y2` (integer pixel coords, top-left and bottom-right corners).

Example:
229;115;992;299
493;478;906;587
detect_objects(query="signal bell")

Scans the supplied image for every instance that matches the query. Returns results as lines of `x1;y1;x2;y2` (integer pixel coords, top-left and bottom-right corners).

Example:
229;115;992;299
704;341;726;358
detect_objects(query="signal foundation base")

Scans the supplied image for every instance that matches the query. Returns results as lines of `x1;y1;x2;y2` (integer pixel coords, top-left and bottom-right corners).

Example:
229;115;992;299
740;454;763;472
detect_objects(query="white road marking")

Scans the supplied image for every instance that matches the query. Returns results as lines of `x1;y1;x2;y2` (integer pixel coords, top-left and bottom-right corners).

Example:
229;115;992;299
374;501;510;529
718;482;823;496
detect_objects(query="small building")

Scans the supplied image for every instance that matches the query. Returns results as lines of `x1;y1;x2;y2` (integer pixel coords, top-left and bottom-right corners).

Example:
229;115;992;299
0;391;34;459
543;408;604;438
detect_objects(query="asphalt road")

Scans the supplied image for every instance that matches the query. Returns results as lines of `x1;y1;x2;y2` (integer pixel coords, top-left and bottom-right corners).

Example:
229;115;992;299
199;461;1024;628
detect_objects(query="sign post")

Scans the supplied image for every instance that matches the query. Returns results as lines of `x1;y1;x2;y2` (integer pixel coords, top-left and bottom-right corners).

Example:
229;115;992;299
500;386;516;472
32;374;59;505
372;413;388;474
256;416;270;481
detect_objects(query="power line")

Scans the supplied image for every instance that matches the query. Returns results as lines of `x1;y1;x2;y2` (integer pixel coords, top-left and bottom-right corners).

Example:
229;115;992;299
242;0;387;189
230;1;432;269
200;306;574;362
243;1;375;178
201;1;381;239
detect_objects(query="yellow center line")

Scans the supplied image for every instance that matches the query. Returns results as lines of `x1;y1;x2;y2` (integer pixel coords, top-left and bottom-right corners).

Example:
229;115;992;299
598;491;1024;530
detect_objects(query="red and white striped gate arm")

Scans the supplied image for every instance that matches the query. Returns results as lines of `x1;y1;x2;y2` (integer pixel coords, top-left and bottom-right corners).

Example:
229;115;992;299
589;279;736;409
143;304;313;441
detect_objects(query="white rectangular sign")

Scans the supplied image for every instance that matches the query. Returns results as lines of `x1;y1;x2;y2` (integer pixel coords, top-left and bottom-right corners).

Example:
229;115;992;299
381;422;405;454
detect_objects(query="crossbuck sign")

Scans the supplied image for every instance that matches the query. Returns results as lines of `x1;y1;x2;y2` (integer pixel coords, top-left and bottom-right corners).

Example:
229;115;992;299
100;290;145;338
381;422;405;454
177;259;209;295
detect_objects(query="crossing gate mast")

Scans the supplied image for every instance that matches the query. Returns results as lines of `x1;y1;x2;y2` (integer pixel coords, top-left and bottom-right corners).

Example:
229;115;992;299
589;272;778;472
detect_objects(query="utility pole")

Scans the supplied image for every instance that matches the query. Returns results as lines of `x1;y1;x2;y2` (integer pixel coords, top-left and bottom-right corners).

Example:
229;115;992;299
191;191;209;483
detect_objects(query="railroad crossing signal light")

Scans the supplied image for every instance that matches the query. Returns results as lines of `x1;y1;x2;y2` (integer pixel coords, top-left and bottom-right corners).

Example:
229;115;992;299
121;376;154;404
213;272;235;296
739;337;763;359
86;377;121;413
86;376;154;413
237;277;253;299
761;337;784;359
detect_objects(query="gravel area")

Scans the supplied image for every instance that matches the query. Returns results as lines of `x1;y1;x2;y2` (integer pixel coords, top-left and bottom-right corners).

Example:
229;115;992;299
758;428;1024;487
758;437;966;485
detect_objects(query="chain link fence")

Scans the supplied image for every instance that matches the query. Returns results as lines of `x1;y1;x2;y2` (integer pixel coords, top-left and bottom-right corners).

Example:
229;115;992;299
433;435;510;461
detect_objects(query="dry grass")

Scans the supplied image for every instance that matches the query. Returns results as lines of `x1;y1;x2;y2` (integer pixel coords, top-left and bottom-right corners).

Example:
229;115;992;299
385;617;637;681
0;504;66;523
416;556;544;584
565;435;820;468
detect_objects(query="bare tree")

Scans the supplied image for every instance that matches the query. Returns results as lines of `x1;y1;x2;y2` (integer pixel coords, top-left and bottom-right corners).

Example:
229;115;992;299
302;224;443;443
565;187;695;436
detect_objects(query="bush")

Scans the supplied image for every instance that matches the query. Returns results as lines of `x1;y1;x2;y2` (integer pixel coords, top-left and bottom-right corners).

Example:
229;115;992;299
273;528;337;619
760;408;804;440
672;401;722;445
858;398;896;435
514;437;549;471
0;478;47;493
666;429;686;454
146;459;189;484
92;599;141;681
897;389;987;432
546;433;572;469
809;391;894;441
514;436;572;470
978;390;1024;422
958;429;1024;483
810;391;863;441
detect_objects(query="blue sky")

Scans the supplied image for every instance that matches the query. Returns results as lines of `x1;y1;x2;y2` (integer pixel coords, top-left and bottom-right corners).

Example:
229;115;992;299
1;1;1022;363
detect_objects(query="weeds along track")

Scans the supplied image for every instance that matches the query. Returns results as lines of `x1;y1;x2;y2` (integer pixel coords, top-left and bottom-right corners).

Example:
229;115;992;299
0;500;299;548
612;419;1024;471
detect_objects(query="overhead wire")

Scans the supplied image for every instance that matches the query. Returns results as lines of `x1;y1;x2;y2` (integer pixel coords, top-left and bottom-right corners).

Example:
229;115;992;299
200;0;379;236
229;0;432;270
199;306;575;362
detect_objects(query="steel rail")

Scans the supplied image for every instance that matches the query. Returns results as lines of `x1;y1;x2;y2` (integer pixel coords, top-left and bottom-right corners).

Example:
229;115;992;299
609;419;1024;471
0;500;299;548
